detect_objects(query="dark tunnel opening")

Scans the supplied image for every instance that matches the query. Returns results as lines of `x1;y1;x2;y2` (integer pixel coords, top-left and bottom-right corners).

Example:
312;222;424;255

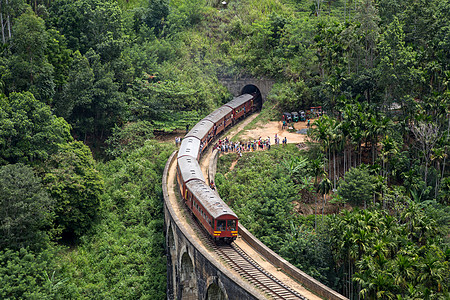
241;85;262;111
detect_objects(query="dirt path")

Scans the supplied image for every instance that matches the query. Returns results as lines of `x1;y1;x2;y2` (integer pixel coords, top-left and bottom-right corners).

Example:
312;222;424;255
199;113;260;183
219;118;311;172
238;120;310;144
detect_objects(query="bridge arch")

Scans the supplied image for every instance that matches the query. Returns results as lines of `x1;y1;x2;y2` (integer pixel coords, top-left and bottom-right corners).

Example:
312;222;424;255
167;224;177;299
205;276;228;300
179;249;198;299
168;224;176;254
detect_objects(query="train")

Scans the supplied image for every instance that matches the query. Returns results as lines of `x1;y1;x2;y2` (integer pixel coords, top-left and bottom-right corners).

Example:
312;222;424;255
176;93;258;243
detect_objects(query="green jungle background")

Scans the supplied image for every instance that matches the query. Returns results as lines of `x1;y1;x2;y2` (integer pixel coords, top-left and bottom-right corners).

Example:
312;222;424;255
0;0;449;299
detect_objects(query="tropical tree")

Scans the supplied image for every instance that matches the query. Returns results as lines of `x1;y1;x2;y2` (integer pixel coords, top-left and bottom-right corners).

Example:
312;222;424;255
377;17;420;112
410;121;441;187
42;141;103;240
317;177;332;223
338;166;378;208
7;8;55;101
0;163;54;250
0;91;72;165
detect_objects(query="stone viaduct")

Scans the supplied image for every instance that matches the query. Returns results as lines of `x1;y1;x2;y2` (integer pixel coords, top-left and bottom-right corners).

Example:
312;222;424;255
163;80;348;300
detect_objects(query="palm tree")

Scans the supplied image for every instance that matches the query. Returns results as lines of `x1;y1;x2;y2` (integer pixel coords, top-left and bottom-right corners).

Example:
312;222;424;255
282;156;308;183
340;116;352;173
317;177;332;223
430;146;447;198
393;253;416;290
309;115;332;174
380;135;399;183
310;157;325;186
417;246;449;293
329;119;341;189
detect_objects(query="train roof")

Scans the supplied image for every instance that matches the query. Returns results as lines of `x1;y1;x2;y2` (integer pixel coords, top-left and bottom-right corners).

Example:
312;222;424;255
177;156;205;183
186;180;238;220
224;94;253;109
203;106;232;124
185;119;213;141
178;137;201;159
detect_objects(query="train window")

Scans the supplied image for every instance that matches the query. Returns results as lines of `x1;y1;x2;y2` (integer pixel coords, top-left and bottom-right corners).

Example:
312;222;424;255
217;220;226;231
227;220;236;231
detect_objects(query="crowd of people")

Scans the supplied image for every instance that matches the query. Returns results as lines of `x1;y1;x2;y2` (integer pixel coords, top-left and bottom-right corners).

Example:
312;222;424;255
212;135;288;157
176;134;289;153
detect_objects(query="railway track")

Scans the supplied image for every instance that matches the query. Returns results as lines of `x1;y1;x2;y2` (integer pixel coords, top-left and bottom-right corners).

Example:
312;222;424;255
185;204;308;300
212;243;308;300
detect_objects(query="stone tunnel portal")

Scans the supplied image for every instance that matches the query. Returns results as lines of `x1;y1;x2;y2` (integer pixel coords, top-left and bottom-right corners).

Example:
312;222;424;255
241;84;262;111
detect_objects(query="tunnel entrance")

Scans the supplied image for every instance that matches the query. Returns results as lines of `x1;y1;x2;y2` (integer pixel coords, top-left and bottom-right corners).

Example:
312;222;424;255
241;85;263;111
206;282;227;300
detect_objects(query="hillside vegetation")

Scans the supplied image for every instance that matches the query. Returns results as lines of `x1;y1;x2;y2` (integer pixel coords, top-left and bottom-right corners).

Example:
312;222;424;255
0;0;449;299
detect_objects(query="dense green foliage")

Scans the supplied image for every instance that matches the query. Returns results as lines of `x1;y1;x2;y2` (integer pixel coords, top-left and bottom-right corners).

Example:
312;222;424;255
0;164;53;250
1;0;450;298
0;92;72;165
216;145;336;284
42;141;104;239
0;247;65;299
55;141;173;299
217;145;450;299
329;206;449;300
337;166;378;207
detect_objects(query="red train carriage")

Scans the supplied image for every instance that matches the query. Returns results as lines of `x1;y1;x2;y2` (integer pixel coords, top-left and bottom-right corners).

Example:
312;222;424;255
177;137;201;160
176;156;205;198
203;106;233;140
175;93;259;244
185;180;238;243
225;94;254;121
185;119;214;152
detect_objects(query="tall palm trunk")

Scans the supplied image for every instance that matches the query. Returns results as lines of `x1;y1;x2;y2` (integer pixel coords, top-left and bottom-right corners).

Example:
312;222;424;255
329;146;331;179
344;145;346;174
322;194;326;222
333;149;337;189
0;10;4;44
6;0;11;39
314;196;317;230
435;162;440;198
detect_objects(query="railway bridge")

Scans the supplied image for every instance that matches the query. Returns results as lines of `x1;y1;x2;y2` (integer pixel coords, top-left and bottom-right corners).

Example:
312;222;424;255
162;83;347;300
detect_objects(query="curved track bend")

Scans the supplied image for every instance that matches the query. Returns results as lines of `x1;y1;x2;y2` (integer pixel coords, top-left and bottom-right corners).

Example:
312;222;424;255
167;114;322;299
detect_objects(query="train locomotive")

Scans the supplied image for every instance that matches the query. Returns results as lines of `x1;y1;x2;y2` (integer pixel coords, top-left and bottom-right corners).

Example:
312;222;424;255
176;93;257;243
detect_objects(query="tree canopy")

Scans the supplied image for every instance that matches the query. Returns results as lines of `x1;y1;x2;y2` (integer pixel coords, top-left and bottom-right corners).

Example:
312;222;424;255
0;91;72;165
0;163;53;250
